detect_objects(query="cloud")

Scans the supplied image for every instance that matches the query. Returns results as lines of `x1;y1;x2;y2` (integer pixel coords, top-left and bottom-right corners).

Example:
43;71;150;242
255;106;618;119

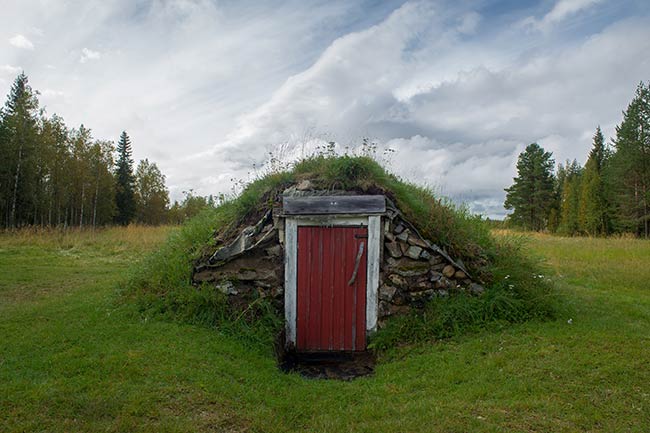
457;11;481;35
523;0;603;31
9;34;34;50
79;48;101;63
42;89;65;98
1;0;649;218
0;64;22;75
209;6;650;217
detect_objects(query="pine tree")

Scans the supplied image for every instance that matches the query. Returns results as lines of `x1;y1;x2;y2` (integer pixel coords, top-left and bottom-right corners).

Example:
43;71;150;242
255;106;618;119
606;82;650;237
578;126;608;235
0;73;40;227
114;131;136;225
504;143;556;231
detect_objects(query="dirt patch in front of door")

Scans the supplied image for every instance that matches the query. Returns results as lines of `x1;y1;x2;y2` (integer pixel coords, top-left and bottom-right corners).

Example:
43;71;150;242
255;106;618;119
278;350;376;380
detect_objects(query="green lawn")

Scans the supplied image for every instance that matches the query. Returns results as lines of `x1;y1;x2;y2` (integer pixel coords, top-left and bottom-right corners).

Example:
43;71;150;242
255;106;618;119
1;228;649;432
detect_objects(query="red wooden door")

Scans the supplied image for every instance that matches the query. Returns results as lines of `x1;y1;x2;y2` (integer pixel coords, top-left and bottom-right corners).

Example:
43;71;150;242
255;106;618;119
296;226;367;352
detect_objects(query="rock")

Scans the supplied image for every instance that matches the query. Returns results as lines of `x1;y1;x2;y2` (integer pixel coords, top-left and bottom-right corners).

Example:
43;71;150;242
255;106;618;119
437;289;449;297
399;242;410;254
392;291;407;305
407;235;429;249
394;223;405;234
396;230;410;242
429;271;443;282
420;249;431;260
237;269;258;280
429;255;444;265
379;300;392;316
431;263;446;271
413;279;433;290
385;242;402;258
296;179;313;191
454;270;467;280
265;245;283;257
385;232;395;242
469;283;485;295
216;280;238;295
379;284;397;301
434;277;451;290
405;245;423;260
409;289;435;301
395;265;429;277
442;265;456;278
388;274;407;288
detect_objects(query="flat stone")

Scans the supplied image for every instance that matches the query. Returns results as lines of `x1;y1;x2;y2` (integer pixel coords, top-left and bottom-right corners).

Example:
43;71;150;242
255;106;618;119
413;280;433;290
379;300;392;316
434;277;451;289
405;245;423;260
407;235;429;249
237;269;258;280
388;274;407;288
429;271;443;282
420;249;431;260
379;284;397;301
385;242;402;258
429;255;444;265
395;266;429;277
454;270;467;280
409;289;435;300
216;280;238;295
296;179;313;191
396;230;410;242
392;291;407;305
394;223;405;234
385;232;395;242
399;242;410;254
265;245;283;257
442;265;456;278
432;263;446;271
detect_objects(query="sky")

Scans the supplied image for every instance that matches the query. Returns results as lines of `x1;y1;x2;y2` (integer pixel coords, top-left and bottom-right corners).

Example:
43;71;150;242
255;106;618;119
1;0;649;218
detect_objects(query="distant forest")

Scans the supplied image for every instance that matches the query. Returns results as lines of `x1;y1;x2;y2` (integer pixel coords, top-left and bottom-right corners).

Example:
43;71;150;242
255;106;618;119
505;81;650;238
0;73;216;229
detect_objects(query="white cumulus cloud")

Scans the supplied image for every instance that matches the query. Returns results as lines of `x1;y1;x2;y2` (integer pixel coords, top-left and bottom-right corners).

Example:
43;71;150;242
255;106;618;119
79;48;101;63
0;64;22;75
9;34;34;50
523;0;603;31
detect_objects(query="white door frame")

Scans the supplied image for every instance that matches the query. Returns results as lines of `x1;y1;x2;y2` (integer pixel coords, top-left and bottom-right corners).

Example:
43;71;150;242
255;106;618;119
283;215;381;348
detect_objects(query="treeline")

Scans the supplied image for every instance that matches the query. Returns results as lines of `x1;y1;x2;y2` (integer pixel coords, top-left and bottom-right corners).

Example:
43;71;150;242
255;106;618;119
0;73;215;229
505;81;650;237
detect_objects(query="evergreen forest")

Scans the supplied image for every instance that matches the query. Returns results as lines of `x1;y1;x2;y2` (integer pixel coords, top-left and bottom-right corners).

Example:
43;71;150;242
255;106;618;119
0;73;215;228
505;81;650;237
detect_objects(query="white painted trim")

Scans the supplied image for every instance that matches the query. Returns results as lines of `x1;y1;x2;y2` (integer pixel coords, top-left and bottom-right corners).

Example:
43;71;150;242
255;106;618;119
283;215;382;348
366;215;381;333
287;216;368;226
284;218;298;345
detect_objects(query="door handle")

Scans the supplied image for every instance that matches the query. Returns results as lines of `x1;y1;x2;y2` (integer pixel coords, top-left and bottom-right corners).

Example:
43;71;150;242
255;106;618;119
348;242;365;286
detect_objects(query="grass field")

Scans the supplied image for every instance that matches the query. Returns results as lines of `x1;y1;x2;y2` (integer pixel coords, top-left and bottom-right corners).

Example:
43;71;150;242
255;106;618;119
1;227;649;432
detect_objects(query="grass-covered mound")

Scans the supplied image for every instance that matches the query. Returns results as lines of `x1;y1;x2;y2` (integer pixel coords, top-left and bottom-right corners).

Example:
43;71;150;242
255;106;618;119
124;155;556;350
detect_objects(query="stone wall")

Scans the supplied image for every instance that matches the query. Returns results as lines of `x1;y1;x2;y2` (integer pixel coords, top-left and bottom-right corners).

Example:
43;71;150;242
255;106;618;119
377;212;484;327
